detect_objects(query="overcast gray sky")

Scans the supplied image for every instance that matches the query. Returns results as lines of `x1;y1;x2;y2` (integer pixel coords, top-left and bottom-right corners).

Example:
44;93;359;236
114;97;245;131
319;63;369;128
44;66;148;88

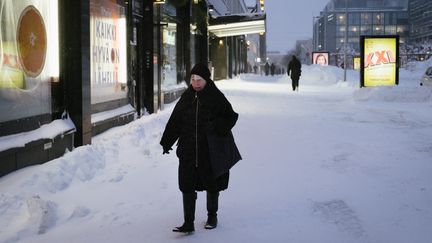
254;0;330;53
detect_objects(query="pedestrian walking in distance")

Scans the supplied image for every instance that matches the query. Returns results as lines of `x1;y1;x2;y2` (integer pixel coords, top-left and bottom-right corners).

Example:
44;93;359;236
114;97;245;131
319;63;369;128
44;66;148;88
287;55;302;91
160;63;241;234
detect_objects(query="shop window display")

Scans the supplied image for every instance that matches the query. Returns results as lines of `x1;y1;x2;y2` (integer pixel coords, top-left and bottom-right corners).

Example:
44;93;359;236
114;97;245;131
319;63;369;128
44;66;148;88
0;0;58;123
162;23;177;89
90;0;128;105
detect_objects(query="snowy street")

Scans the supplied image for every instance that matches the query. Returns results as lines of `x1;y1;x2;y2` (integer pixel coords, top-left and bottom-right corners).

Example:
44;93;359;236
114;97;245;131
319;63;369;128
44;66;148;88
1;64;432;243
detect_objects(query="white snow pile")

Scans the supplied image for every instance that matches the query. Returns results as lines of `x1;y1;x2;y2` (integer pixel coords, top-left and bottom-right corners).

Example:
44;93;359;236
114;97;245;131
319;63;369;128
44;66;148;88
0;112;171;242
302;64;344;85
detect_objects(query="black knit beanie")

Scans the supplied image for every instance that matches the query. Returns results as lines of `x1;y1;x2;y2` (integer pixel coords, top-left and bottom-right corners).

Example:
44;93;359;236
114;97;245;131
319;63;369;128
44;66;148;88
190;63;211;81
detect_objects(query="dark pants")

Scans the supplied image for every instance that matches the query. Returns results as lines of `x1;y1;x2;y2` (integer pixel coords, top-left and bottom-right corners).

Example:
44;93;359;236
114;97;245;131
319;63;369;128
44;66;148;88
182;191;219;224
291;78;299;91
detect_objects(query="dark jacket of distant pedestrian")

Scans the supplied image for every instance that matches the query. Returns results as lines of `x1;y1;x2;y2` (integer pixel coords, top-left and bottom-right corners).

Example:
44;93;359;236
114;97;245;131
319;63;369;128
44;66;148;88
270;63;275;76
264;61;270;76
287;55;302;91
160;63;241;233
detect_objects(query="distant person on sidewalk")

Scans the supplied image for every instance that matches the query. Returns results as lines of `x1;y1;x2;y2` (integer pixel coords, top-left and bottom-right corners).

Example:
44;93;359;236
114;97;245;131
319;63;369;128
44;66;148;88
287;55;302;91
264;61;270;76
270;63;275;76
160;63;241;234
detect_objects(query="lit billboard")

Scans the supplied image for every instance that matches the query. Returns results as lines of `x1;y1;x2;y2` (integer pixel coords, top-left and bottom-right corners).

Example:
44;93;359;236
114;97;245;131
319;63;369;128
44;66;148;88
0;1;59;122
312;52;329;66
360;36;399;87
353;57;360;70
90;0;128;104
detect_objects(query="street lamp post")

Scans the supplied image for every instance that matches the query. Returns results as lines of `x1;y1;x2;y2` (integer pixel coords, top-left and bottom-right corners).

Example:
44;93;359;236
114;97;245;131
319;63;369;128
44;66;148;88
343;0;348;81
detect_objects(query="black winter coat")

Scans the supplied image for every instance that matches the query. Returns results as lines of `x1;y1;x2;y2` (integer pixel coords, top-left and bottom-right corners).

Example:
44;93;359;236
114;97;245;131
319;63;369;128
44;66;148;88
287;57;302;80
160;80;240;193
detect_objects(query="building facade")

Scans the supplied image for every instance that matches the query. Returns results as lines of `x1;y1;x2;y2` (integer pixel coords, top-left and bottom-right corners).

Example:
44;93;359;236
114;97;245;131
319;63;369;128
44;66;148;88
207;0;266;79
409;0;432;43
245;0;266;74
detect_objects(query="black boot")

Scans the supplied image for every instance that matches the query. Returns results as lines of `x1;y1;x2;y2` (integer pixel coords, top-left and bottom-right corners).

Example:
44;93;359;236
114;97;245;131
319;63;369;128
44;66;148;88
173;192;196;234
205;191;219;229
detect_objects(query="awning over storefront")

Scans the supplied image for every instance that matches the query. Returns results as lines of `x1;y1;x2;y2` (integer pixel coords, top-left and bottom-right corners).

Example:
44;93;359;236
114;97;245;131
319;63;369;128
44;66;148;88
208;13;266;37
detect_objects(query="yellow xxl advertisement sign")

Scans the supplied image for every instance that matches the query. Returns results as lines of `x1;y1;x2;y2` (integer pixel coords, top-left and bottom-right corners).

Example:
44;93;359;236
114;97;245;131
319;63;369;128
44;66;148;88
363;37;397;87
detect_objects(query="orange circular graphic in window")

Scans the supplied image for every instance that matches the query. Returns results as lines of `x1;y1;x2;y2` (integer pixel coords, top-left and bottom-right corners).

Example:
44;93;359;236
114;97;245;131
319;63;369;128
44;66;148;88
17;5;47;78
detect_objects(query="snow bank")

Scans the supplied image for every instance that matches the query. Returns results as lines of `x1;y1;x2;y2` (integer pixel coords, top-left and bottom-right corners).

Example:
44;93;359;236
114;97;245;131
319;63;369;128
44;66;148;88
0;107;174;242
352;86;432;103
302;65;344;85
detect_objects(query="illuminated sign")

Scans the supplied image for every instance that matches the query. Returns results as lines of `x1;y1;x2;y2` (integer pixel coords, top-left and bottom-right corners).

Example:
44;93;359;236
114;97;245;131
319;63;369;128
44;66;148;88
90;0;128;104
360;36;399;87
0;1;59;123
1;3;57;89
312;52;329;66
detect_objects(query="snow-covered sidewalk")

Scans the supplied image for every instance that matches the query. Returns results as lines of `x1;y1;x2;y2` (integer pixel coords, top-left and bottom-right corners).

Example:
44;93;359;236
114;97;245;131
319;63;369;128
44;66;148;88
1;65;432;243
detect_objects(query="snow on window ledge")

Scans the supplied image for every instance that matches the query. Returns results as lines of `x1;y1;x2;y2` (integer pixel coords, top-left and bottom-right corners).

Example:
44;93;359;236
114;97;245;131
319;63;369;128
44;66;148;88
91;104;136;125
0;118;76;152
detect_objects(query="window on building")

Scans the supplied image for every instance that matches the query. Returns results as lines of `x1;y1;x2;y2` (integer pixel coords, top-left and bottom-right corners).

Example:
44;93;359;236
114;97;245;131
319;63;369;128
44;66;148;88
337;26;346;37
349;26;360;37
348;13;360;25
361;25;372;35
397;25;407;34
385;25;397;34
385;12;397;25
348;37;359;44
161;23;177;88
373;25;384;35
396;12;409;25
373;13;384;25
361;13;372;25
90;0;128;105
337;13;346;25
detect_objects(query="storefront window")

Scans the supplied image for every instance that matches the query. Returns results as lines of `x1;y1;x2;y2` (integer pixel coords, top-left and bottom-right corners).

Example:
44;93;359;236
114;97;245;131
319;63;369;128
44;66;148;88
162;23;177;88
0;0;58;123
90;0;127;105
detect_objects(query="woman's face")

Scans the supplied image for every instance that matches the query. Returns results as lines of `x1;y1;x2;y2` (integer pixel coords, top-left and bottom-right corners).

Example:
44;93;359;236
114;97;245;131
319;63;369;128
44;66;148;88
316;55;326;65
191;74;207;91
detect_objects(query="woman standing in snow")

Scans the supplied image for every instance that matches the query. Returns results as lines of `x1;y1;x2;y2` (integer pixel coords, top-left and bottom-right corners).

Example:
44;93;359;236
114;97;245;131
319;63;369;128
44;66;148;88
160;63;241;234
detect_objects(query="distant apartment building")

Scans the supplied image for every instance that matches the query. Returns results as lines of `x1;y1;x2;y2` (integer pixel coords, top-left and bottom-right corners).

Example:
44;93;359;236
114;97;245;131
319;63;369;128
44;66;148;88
409;0;432;43
313;0;410;54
